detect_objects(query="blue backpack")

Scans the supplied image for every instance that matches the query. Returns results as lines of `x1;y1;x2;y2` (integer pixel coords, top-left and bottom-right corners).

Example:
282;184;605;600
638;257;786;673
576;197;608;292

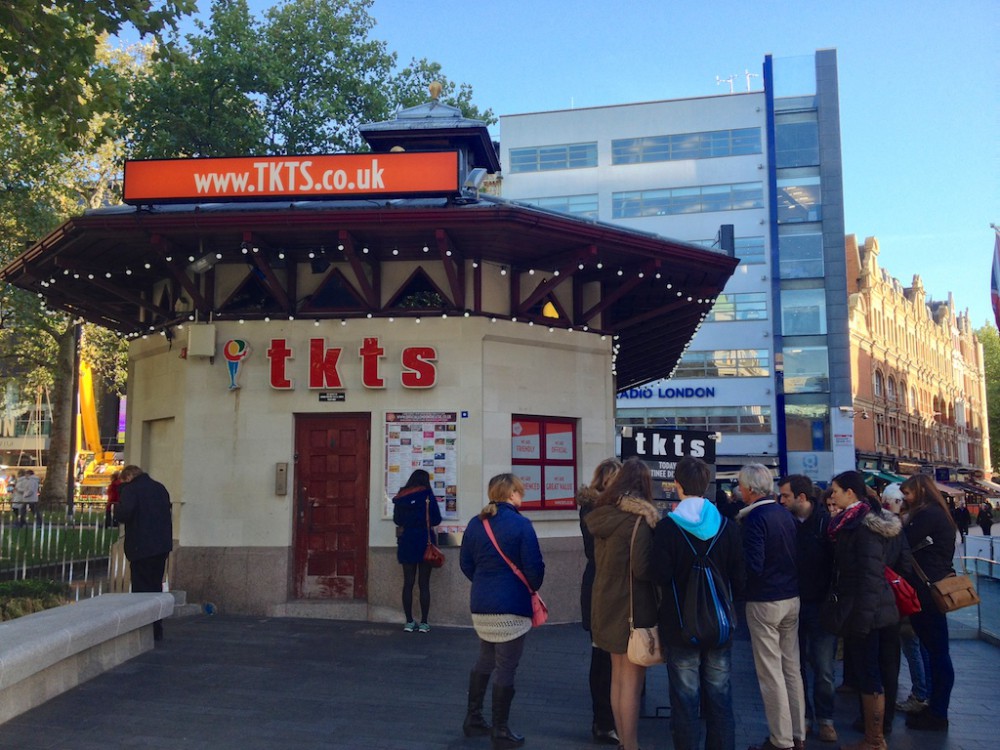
672;518;736;648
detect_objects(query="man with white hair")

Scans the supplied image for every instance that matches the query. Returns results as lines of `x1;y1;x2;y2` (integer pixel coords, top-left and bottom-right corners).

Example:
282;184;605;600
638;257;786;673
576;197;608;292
738;463;805;750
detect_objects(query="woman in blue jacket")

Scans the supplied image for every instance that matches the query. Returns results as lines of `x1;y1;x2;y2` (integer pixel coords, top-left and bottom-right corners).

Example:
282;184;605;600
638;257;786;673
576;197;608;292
460;473;545;750
392;470;441;633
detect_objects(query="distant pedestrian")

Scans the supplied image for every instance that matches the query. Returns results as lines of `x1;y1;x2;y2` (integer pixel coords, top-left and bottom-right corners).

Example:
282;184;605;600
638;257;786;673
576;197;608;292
11;469;25;526
977;501;993;537
18;469;41;527
737;463;806;750
392;469;441;633
105;471;122;528
460;473;544;749
576;458;622;746
115;465;173;641
951;499;970;542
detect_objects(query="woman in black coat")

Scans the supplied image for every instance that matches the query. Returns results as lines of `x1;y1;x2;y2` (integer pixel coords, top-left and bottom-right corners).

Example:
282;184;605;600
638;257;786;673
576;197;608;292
392;469;441;632
901;474;957;731
577;458;622;746
825;471;908;750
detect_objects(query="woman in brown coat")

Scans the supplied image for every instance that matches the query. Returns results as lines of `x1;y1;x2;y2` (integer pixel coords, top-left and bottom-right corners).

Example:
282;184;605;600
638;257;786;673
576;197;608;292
586;458;660;750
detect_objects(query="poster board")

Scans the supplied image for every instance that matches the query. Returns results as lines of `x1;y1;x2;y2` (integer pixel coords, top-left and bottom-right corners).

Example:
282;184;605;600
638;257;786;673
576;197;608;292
620;427;717;503
384;411;458;520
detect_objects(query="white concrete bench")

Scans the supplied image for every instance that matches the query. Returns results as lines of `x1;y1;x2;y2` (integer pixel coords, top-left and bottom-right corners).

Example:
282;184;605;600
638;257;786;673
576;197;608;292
0;592;174;724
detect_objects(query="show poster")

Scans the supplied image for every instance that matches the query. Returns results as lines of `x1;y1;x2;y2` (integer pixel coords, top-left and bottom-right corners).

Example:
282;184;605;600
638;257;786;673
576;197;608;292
620;427;717;501
384;412;458;520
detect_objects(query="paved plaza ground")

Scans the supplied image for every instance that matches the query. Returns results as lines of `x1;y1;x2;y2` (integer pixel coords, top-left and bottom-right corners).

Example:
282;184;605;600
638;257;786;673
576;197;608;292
0;607;997;750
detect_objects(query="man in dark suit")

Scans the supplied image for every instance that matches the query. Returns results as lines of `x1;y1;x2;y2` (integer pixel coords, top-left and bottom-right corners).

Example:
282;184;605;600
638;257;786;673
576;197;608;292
116;465;173;640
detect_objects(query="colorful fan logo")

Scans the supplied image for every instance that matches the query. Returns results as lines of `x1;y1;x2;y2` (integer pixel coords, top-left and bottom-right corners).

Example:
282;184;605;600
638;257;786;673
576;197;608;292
223;339;250;390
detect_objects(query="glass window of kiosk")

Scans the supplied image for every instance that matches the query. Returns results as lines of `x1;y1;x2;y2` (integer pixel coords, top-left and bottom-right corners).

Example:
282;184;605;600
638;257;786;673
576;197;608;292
511;416;577;511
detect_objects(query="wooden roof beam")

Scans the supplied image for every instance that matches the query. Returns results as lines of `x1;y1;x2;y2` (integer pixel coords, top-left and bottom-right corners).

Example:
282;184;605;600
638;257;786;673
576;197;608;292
435;229;465;309
243;232;292;314
338;230;379;311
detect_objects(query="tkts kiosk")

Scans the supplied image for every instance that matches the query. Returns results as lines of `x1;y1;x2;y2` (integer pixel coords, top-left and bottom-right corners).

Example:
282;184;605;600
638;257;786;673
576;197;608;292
0;93;736;623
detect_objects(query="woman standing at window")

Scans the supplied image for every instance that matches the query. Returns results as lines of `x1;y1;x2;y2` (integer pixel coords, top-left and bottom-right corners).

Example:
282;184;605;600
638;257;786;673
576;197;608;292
460;473;545;749
900;474;957;732
392;469;441;633
586;457;659;750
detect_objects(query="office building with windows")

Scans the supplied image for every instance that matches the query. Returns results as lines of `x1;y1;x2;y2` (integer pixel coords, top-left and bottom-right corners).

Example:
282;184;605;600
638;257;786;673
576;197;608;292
500;49;854;482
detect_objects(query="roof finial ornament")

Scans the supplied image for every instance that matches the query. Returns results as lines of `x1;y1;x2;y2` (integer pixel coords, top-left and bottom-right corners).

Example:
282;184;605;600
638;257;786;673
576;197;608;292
428;81;443;101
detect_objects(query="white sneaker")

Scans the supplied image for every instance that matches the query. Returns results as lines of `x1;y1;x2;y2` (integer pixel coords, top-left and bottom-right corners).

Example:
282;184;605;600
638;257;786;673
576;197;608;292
896;694;928;713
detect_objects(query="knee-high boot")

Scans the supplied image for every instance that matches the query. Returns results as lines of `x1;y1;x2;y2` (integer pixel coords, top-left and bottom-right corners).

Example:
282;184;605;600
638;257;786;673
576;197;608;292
840;693;886;750
463;671;492;737
491;684;525;749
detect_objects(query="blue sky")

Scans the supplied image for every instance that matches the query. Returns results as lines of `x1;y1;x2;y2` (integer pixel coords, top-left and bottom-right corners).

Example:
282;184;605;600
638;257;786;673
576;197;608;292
155;0;1000;328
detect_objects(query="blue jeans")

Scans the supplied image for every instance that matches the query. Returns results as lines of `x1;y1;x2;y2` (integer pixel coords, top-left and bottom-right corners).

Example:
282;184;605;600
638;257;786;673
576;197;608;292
900;625;929;701
798;601;837;724
909;607;954;718
666;643;735;750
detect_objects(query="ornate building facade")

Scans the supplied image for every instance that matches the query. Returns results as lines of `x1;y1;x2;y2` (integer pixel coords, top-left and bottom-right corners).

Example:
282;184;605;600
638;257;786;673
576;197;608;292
847;234;991;478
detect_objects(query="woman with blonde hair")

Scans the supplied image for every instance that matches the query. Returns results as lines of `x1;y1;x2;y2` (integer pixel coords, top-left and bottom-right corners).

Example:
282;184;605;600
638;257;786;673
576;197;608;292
586;457;659;750
460;473;545;749
577;458;623;745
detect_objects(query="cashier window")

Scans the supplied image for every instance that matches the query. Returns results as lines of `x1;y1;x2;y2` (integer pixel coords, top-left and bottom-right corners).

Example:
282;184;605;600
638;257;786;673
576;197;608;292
511;416;577;511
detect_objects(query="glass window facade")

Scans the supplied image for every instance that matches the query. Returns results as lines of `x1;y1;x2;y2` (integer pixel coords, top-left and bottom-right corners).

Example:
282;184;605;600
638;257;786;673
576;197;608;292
780;288;826;334
611;128;761;164
782;346;829;393
509;143;598;173
613;182;764;218
778;228;824;278
673;349;771;378
776;172;822;223
616;406;772;434
784;400;830;451
519;194;599;219
694;236;766;265
706;292;768;322
775;115;819;168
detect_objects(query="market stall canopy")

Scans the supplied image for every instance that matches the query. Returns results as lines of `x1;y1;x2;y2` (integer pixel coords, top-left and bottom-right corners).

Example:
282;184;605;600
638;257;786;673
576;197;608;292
863;469;905;486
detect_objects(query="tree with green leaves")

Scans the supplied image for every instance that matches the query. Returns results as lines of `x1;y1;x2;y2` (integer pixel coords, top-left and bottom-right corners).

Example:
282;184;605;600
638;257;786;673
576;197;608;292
977;324;1000;473
1;42;135;507
0;0;195;145
128;0;493;159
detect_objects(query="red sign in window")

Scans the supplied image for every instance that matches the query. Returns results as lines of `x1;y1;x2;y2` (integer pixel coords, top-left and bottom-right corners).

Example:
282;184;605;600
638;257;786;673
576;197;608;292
512;416;576;510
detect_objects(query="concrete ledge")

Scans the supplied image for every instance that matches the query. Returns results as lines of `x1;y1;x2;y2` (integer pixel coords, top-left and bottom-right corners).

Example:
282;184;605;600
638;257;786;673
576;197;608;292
0;593;174;724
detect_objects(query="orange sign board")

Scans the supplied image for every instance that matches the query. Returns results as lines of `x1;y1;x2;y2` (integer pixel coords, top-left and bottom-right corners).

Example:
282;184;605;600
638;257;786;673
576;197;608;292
123;151;460;204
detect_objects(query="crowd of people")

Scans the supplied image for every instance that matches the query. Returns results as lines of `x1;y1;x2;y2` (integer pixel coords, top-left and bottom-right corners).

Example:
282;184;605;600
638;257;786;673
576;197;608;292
404;458;974;750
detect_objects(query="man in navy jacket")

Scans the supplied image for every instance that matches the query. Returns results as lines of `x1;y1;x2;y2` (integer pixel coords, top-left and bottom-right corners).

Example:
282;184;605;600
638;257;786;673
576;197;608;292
116;465;173;641
738;463;805;750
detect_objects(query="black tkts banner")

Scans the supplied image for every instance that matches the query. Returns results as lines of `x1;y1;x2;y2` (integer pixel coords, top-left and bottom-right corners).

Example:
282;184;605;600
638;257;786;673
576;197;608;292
620;428;717;501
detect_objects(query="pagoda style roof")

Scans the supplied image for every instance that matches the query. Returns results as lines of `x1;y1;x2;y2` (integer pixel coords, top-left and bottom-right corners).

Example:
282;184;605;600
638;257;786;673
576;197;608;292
0;195;736;390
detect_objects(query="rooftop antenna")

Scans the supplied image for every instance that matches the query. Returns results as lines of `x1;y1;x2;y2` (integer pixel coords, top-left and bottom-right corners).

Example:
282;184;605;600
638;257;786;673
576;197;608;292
715;74;737;94
743;69;759;91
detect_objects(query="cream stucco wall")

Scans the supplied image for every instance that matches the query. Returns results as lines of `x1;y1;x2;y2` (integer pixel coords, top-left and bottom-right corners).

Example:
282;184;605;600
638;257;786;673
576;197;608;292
125;316;615;619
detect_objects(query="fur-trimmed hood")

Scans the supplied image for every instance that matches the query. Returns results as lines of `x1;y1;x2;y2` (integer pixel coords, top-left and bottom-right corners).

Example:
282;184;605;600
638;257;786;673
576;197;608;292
576;485;600;510
585;494;660;540
863;507;903;539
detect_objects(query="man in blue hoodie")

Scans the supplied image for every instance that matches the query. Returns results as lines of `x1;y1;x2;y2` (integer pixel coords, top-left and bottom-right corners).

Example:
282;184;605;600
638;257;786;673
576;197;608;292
738;463;805;750
651;457;745;750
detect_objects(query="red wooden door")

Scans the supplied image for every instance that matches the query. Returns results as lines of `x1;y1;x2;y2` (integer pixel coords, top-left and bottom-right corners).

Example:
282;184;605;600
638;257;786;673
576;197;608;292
293;414;370;599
